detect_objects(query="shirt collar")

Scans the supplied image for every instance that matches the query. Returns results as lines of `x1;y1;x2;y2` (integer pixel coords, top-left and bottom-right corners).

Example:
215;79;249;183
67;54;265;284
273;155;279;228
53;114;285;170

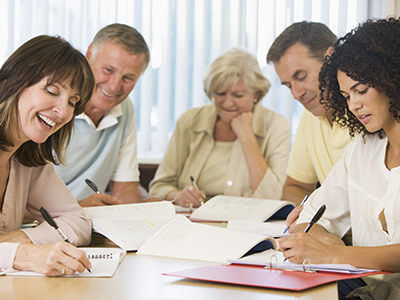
76;104;123;131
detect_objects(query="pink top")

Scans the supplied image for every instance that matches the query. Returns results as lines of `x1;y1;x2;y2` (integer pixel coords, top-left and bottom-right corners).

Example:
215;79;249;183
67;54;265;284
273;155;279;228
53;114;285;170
0;157;92;270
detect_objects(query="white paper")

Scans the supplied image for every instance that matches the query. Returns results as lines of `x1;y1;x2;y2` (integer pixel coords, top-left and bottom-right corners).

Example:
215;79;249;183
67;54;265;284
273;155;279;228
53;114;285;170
190;195;294;222
137;219;277;263
227;219;289;238
83;201;176;219
6;248;126;277
92;215;189;250
228;249;381;274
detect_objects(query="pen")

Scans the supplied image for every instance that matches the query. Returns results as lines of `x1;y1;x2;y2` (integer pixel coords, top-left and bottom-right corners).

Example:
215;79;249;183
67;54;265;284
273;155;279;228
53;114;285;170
303;204;326;233
40;206;71;243
283;194;309;234
39;206;92;273
300;194;310;206
190;176;204;206
283;204;326;262
85;178;101;194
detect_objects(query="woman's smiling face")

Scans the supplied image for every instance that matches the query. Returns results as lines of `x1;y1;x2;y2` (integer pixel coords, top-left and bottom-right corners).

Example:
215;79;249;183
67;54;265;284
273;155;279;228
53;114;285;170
16;76;81;145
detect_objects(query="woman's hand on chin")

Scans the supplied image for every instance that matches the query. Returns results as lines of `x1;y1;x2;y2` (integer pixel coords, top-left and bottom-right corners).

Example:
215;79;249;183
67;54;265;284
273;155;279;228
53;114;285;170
231;112;255;141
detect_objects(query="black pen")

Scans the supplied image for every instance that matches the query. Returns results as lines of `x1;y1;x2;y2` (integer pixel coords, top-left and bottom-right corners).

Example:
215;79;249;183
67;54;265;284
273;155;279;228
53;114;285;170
85;178;101;194
39;206;92;273
304;204;326;233
40;206;71;243
283;194;309;234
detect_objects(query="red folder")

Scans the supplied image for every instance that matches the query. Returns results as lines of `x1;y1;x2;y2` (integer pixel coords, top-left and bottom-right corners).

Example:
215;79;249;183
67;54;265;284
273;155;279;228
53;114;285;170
163;264;387;291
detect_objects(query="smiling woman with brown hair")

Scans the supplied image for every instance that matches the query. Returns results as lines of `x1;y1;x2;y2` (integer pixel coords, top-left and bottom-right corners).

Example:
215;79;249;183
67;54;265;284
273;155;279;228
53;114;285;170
0;35;95;276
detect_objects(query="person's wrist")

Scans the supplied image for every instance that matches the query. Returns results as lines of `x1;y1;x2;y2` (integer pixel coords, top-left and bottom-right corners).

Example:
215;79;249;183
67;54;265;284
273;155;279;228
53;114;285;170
13;243;33;271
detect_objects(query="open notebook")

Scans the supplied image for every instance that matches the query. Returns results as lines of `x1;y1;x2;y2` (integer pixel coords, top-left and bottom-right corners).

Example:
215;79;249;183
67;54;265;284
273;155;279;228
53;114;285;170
5;248;126;277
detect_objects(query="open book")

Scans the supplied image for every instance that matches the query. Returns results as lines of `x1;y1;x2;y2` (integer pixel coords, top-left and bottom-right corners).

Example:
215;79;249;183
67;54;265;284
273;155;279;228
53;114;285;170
137;219;277;263
190;195;295;222
6;248;126;277
227;219;289;238
83;201;187;251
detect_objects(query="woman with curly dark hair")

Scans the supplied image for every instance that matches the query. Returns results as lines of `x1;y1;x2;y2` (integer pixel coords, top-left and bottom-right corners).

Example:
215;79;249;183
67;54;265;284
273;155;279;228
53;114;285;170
278;17;400;299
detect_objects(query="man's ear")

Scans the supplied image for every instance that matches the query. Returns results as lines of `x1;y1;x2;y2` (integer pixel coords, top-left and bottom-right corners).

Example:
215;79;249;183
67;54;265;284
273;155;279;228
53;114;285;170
325;46;334;57
86;43;94;61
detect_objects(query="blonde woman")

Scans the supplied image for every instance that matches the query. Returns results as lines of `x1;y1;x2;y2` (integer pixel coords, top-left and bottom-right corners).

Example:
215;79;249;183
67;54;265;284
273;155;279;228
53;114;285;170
150;48;290;207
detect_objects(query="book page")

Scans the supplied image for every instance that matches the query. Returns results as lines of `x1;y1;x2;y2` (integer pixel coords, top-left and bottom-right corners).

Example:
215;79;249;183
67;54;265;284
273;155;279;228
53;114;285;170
227;219;289;238
190;195;294;222
6;248;126;277
92;215;189;250
83;201;175;219
137;219;276;263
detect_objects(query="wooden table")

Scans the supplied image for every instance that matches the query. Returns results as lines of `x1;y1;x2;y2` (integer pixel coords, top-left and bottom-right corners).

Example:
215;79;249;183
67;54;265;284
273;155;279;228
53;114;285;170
2;251;338;300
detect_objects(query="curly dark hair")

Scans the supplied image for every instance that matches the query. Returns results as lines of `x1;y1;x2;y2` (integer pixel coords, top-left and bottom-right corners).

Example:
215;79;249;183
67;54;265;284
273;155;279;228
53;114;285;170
319;17;400;137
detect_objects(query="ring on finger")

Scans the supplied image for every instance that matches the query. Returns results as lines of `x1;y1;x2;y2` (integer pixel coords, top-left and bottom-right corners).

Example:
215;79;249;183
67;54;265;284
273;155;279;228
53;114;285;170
61;266;66;275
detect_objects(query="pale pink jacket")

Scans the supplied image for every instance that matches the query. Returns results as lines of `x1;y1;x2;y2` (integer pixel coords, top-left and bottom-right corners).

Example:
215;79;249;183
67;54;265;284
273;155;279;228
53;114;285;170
0;157;92;271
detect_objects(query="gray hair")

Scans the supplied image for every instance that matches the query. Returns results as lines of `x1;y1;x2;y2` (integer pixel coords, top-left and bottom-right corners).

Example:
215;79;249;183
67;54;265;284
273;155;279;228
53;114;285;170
92;23;150;72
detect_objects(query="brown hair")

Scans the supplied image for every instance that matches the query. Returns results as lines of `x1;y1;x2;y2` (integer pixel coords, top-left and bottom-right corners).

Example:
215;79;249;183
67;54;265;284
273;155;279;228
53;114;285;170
0;35;94;167
267;21;336;64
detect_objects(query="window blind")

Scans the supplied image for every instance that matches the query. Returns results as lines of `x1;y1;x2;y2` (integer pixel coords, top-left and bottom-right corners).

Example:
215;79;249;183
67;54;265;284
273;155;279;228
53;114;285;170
0;0;391;160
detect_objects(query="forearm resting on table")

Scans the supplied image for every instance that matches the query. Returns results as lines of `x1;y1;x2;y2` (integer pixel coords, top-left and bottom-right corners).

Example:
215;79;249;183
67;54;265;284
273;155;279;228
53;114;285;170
334;244;400;272
282;176;316;205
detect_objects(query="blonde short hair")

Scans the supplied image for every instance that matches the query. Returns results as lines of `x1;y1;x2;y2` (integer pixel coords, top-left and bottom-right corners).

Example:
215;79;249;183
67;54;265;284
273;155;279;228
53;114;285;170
203;48;270;103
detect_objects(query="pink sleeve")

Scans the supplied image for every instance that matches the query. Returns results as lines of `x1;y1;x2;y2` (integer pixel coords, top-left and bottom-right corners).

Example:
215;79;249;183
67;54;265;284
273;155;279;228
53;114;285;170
0;243;19;270
22;164;92;246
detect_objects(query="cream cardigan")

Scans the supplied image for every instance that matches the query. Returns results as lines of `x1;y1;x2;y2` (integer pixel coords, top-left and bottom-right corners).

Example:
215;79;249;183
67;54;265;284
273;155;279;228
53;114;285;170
149;104;290;200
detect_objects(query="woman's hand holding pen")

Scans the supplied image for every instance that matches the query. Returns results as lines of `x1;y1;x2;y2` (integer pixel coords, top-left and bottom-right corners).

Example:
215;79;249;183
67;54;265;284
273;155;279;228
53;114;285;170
167;186;206;209
278;230;337;264
13;241;92;277
278;226;346;264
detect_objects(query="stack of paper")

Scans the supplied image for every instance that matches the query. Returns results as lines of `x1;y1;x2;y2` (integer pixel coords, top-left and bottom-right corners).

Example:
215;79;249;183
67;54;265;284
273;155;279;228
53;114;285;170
228;249;381;274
